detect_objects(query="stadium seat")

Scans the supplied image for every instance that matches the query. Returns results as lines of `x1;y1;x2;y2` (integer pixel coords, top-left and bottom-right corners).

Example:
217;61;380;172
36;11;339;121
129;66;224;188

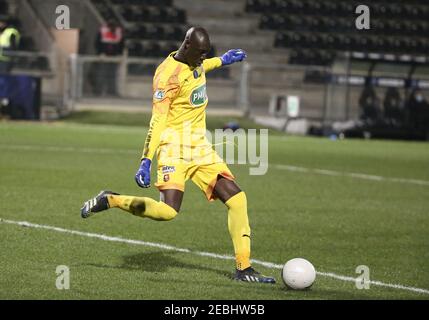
141;41;161;57
159;42;178;56
162;25;181;40
13;56;31;69
145;24;164;40
127;41;143;56
29;56;49;70
206;67;230;79
118;6;135;21
0;0;8;14
124;25;141;39
19;36;36;51
127;63;157;76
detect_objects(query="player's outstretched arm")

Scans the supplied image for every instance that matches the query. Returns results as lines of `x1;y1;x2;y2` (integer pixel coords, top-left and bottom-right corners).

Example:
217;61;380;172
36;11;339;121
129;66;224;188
203;49;247;73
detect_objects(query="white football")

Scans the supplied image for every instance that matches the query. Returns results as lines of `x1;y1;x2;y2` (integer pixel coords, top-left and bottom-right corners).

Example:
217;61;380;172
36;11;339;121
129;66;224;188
282;258;316;290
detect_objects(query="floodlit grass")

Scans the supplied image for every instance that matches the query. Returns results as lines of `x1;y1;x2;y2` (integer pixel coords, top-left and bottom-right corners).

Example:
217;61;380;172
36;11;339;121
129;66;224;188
0;119;428;299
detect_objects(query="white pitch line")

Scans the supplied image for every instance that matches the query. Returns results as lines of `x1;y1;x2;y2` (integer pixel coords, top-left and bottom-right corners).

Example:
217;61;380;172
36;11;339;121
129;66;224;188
0;144;136;155
2;144;429;187
1;218;428;295
272;164;429;187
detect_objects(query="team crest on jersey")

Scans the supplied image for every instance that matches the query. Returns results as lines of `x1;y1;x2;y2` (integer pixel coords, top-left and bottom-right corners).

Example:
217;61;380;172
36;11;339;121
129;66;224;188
153;89;165;100
190;84;207;107
162;165;175;174
163;174;170;182
193;66;203;79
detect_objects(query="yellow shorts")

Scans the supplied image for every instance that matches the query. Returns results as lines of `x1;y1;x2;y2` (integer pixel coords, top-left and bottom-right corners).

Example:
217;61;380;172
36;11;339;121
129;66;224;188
155;148;235;201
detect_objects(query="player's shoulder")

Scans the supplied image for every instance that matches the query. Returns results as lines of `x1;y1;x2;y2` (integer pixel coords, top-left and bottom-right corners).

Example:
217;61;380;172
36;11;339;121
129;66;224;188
154;53;185;85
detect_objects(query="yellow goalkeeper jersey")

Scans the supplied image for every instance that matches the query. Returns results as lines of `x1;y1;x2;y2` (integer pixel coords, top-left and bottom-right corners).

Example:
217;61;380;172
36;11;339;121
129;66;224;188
142;52;222;161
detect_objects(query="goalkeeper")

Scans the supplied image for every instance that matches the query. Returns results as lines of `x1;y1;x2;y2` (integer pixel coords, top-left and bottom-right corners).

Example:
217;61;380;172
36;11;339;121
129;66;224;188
81;27;275;284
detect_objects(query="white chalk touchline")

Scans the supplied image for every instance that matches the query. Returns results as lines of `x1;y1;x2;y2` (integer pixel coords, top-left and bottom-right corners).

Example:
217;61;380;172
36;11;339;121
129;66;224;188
0;144;136;155
2;144;428;187
1;218;428;295
272;164;429;187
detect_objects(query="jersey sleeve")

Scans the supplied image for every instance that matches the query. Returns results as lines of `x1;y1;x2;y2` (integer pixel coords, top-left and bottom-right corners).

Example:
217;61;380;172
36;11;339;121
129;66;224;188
141;75;180;160
203;57;222;73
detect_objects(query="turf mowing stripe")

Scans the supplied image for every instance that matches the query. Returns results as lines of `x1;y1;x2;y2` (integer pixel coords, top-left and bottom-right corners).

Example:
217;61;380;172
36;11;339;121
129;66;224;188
1;218;428;295
1;144;429;187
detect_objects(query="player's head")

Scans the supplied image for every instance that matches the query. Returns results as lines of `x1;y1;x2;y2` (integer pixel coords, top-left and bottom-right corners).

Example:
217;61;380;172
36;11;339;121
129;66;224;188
179;26;211;68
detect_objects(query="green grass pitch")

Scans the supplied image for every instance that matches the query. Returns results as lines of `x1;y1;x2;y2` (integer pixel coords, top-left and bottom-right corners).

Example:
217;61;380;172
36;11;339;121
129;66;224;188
0;117;428;300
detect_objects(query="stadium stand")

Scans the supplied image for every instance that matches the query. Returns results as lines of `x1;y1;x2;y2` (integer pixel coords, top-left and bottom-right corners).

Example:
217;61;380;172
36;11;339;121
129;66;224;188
246;0;429;66
89;0;230;79
91;0;188;59
3;0;427;136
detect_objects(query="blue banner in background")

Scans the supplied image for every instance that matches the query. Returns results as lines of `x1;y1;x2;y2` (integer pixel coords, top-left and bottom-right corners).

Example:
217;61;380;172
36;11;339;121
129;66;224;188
0;74;41;120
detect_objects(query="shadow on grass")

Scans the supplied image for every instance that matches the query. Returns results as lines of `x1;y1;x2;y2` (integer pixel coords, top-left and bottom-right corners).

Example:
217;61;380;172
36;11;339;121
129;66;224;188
82;253;376;297
85;251;231;279
83;252;289;295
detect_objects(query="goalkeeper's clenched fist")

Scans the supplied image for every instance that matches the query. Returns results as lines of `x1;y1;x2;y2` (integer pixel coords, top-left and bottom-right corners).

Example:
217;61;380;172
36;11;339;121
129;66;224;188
220;49;247;66
135;158;152;188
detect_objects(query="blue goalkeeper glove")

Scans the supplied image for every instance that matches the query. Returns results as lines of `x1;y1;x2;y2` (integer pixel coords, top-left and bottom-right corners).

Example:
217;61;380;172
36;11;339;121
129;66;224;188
135;158;152;188
220;49;247;66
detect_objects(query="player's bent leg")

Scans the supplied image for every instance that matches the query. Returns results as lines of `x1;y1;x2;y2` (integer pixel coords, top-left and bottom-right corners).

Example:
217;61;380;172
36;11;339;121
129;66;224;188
107;194;178;221
81;190;119;218
160;189;184;213
212;176;241;203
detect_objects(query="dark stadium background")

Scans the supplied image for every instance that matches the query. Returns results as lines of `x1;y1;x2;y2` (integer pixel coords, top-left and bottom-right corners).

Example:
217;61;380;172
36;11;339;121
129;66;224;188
1;0;428;139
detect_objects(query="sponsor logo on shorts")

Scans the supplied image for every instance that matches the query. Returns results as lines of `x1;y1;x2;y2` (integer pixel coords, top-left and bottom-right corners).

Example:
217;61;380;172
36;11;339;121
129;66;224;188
162;165;175;173
190;84;207;107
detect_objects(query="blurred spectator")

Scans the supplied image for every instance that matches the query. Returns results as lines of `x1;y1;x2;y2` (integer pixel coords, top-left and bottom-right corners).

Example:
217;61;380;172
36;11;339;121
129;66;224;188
0;19;21;74
406;89;429;129
91;19;124;96
96;19;124;56
383;87;403;125
359;83;381;123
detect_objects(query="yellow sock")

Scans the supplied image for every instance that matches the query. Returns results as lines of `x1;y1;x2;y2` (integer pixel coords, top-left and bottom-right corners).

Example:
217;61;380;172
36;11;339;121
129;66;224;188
107;195;177;221
225;192;251;270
